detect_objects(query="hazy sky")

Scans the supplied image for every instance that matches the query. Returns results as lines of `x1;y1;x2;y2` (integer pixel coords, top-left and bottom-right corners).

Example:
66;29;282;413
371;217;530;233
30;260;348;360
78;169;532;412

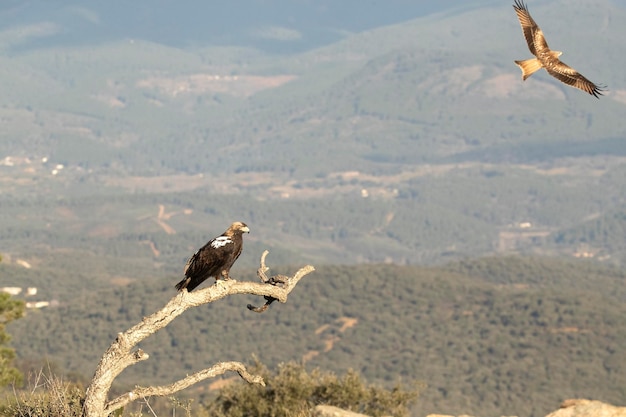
0;0;498;53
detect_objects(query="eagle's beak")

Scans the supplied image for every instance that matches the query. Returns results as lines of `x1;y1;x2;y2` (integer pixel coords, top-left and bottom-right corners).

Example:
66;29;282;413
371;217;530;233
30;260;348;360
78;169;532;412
241;226;250;233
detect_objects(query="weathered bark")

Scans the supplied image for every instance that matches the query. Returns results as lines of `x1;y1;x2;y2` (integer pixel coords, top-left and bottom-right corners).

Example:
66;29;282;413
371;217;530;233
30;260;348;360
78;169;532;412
83;251;314;417
103;361;265;415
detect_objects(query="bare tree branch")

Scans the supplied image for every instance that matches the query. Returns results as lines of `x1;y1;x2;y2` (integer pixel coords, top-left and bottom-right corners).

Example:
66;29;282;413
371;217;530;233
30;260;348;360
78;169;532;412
248;250;310;313
103;361;265;415
83;252;314;417
257;249;271;282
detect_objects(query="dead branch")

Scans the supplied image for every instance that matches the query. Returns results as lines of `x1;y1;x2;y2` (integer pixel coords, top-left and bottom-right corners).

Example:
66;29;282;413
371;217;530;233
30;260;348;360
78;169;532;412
103;361;265;415
248;250;298;312
83;251;314;417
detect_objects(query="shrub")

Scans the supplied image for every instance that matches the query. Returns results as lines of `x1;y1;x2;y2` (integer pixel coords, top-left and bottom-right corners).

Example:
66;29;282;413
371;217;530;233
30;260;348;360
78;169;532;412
204;360;420;417
0;373;84;417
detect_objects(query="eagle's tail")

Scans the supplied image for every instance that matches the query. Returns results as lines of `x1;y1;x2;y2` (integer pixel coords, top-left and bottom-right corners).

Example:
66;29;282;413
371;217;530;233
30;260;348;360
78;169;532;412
514;58;542;81
175;277;190;291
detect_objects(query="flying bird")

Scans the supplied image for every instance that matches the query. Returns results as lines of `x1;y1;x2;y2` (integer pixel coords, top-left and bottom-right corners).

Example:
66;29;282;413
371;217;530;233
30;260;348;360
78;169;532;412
175;221;250;292
512;0;605;98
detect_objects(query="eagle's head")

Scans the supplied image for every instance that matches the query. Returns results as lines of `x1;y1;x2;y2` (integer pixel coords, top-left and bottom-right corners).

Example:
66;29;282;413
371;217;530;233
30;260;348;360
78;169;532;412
228;221;250;235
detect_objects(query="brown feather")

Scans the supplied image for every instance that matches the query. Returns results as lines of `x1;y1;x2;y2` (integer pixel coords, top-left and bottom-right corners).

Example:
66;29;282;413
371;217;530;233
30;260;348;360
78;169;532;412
175;221;249;292
512;0;605;98
514;58;543;80
513;0;540;56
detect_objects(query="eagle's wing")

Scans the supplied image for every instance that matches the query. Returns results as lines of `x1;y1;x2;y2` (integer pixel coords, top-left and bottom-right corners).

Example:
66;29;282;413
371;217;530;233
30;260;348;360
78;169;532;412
513;0;606;98
177;222;247;292
184;237;233;278
545;62;605;98
513;0;542;57
183;248;201;276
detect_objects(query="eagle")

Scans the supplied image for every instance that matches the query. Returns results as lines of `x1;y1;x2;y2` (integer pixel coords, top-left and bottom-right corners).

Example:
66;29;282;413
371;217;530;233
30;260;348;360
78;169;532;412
175;221;250;292
513;0;605;98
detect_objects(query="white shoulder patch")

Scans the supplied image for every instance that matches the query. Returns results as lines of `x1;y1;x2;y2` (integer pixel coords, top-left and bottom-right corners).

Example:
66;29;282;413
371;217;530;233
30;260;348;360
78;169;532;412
210;236;233;249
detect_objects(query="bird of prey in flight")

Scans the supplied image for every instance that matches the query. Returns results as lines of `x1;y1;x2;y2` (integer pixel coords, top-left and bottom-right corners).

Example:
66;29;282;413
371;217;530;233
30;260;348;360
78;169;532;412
513;0;605;98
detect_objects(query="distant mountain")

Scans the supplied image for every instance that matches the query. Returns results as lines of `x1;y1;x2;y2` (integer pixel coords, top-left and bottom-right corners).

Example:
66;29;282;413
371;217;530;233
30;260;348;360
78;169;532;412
2;4;626;416
0;0;625;282
0;0;486;53
550;209;626;259
1;0;624;172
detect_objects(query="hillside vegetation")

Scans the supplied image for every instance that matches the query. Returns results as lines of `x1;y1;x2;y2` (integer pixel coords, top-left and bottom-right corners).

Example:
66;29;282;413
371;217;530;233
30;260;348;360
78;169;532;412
1;1;625;273
7;256;626;417
1;2;626;416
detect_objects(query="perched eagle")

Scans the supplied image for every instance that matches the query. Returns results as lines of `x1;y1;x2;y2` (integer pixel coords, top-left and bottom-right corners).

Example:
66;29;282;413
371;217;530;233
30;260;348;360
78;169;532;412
513;0;605;98
175;221;250;292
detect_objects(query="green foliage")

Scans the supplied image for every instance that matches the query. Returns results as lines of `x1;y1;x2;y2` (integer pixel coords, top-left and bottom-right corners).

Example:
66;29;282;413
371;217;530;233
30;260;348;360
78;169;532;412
0;5;624;416
205;360;419;417
0;293;24;388
552;209;626;256
0;374;84;417
1;1;626;274
8;256;626;417
446;255;626;294
0;294;24;325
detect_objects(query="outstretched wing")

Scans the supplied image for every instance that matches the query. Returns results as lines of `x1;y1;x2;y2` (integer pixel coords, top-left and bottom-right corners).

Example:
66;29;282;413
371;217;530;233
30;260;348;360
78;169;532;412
513;0;542;57
545;62;605;98
513;0;606;98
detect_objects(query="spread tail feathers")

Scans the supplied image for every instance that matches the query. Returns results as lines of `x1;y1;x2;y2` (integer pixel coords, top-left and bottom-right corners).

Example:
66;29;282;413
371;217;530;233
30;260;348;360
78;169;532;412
175;278;190;291
515;58;543;80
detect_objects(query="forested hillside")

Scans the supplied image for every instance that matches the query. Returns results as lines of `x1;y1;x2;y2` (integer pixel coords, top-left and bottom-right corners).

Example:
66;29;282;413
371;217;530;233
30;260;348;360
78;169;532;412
1;0;625;273
7;256;626;417
1;1;626;416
